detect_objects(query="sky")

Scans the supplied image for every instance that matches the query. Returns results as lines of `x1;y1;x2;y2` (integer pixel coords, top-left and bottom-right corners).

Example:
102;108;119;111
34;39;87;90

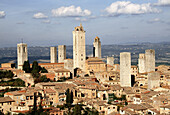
0;0;170;48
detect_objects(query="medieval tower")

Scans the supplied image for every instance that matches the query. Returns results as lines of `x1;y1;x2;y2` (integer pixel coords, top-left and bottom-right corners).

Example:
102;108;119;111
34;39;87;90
120;52;131;87
107;56;114;66
50;47;57;63
145;49;155;72
73;24;86;71
58;45;66;63
138;53;145;73
17;43;28;70
93;36;101;58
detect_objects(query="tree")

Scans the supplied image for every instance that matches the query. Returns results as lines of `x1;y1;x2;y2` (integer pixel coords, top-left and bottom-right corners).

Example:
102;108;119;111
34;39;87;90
32;61;40;73
23;60;31;73
66;88;70;105
0;70;14;79
0;110;4;115
32;92;37;115
73;104;82;115
31;61;42;78
121;95;126;101
41;67;48;73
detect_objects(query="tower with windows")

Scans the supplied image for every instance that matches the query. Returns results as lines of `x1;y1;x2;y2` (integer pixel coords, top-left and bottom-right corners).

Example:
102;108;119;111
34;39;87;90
73;24;86;71
17;43;28;69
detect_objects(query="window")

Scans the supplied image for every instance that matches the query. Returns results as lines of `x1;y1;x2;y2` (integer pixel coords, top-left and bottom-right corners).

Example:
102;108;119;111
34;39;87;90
23;47;25;52
30;96;33;100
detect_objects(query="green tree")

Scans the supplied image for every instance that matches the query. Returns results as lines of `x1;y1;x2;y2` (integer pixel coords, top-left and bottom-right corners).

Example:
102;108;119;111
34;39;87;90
41;67;48;73
40;75;50;82
73;104;82;115
121;95;126;101
32;61;40;73
66;88;70;105
0;110;4;115
31;61;41;78
23;60;31;73
66;88;73;106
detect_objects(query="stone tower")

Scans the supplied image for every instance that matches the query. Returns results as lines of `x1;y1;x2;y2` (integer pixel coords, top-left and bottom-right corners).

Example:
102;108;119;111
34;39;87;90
148;71;160;90
138;53;145;73
58;45;66;63
73;23;86;71
120;52;131;87
107;56;114;66
145;49;155;72
93;36;101;58
50;47;57;63
17;43;28;70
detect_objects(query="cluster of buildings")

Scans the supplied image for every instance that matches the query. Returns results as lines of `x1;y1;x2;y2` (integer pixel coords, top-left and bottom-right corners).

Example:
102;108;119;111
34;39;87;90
0;24;170;114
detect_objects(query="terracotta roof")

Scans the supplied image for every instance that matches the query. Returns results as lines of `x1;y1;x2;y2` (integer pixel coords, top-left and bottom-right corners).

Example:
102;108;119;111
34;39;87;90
30;63;64;66
41;73;55;79
127;104;147;110
0;96;15;103
5;90;26;96
44;88;56;93
54;68;70;72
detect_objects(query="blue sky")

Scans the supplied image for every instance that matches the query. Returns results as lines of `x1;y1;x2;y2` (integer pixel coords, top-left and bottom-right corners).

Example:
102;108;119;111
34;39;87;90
0;0;170;47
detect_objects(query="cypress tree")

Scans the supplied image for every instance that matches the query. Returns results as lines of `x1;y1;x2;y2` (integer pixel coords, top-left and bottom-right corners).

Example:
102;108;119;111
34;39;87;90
23;60;31;73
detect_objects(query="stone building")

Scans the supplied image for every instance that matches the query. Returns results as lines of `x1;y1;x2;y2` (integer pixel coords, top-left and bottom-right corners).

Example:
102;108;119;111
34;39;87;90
17;43;28;70
93;36;101;58
145;49;155;72
138;53;145;73
50;47;57;63
85;57;106;74
148;71;160;90
73;24;86;71
0;97;15;114
107;56;114;66
58;45;66;63
120;52;131;87
64;59;73;72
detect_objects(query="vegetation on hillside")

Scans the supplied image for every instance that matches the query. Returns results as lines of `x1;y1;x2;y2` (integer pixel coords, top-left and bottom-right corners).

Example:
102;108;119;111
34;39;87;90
0;78;25;87
0;70;14;79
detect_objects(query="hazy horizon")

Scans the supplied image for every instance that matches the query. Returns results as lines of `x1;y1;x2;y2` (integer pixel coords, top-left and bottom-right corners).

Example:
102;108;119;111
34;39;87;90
0;0;170;48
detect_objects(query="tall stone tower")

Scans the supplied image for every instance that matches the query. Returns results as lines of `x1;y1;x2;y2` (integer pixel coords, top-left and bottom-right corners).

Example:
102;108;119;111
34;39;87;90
50;47;57;63
107;56;114;66
93;36;101;58
120;52;131;87
73;24;86;71
148;71;160;90
17;43;28;70
145;49;155;72
138;53;145;73
58;45;66;63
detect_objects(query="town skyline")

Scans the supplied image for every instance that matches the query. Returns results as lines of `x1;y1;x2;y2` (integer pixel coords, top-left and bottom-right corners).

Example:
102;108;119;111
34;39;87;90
0;0;170;48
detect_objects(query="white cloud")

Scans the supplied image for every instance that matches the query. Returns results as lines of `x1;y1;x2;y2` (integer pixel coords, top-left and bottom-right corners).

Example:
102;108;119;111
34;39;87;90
155;0;170;6
42;20;51;24
0;11;5;18
105;1;160;16
152;18;161;22
33;12;48;19
75;17;88;22
148;18;161;23
52;5;91;17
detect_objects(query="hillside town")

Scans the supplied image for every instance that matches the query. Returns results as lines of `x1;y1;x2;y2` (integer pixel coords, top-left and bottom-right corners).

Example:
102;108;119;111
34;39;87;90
0;24;170;115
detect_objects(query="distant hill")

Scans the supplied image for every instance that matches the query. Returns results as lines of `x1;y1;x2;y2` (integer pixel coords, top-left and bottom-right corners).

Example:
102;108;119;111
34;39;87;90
0;42;170;66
